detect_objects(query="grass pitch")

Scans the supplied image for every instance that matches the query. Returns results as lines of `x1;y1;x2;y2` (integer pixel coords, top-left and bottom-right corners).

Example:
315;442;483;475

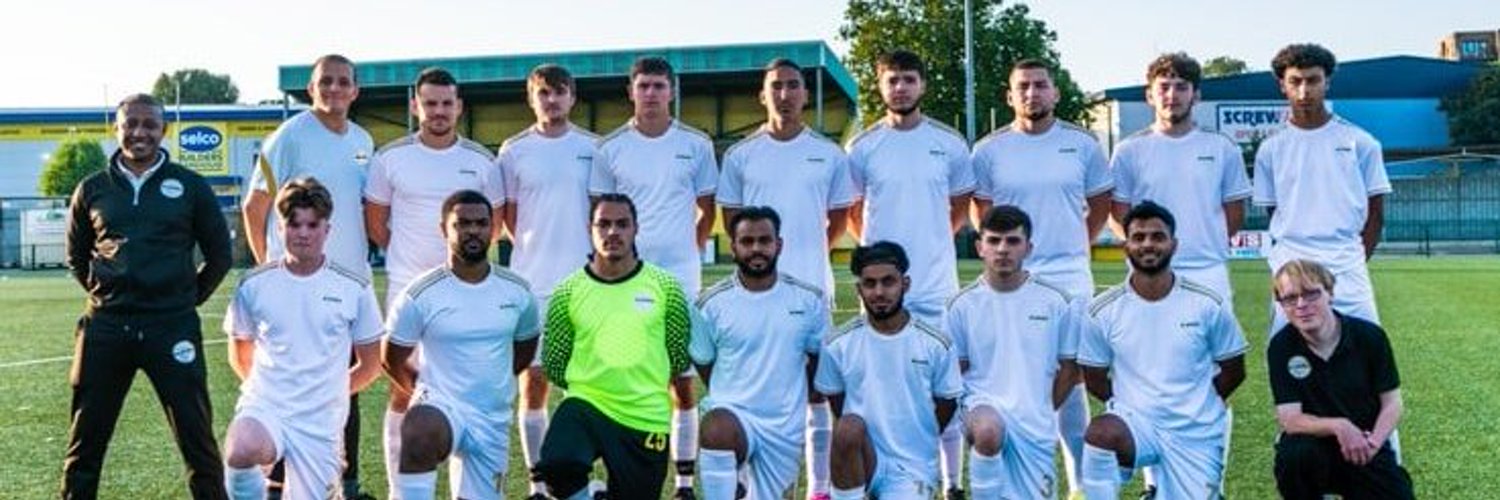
1;257;1496;498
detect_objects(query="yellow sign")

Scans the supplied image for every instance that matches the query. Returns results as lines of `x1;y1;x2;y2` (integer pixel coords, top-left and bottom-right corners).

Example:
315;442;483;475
0;123;110;141
171;122;229;176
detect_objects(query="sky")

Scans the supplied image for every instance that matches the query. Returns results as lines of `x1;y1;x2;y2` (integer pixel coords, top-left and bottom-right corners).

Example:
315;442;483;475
4;0;1496;107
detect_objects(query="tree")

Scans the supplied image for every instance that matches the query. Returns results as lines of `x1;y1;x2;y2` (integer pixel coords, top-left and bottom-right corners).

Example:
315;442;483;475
38;137;106;196
839;0;1090;137
152;68;240;104
1203;56;1249;78
1442;64;1500;146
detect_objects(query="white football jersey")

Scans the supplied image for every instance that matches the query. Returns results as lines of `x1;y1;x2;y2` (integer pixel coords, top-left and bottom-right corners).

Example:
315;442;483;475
947;275;1081;447
251;111;375;277
846;117;975;309
224;260;383;438
718;127;856;295
386;264;539;426
1110;128;1251;272
365;135;505;301
590;120;718;293
498;125;598;299
1079;277;1246;440
691;273;830;431
1252;117;1391;274
972;121;1111;297
814;316;963;486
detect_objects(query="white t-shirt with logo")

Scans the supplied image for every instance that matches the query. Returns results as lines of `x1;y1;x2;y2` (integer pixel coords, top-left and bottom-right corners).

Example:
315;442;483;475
947;275;1081;447
972;122;1111;298
814;317;963;486
365;135;505;302
718;127;856;294
1252;117;1391;274
846;117;975;309
251;111;375;277
1079;277;1246;440
1111;128;1252;272
590;120;718;293
386;265;540;427
224;260;383;438
691;274;829;430
499;125;599;300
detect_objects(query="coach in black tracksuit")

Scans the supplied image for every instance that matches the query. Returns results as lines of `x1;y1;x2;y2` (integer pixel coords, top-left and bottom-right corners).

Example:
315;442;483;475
62;94;232;499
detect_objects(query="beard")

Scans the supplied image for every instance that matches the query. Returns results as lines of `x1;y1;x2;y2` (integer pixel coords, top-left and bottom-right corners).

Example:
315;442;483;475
1127;251;1173;275
735;254;777;279
863;296;904;322
458;237;489;264
1167;110;1191;125
887;103;919;116
1025;109;1052;122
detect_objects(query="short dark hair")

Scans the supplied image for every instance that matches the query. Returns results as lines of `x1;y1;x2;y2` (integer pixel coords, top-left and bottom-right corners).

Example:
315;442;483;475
876;50;925;79
115;93;164;119
764;58;803;74
276;177;333;221
1122;200;1176;236
1146;52;1202;87
312;54;357;83
850;241;909;276
528;64;575;93
630;56;674;81
1011;58;1053;75
414;67;458;89
591;193;638;223
1272;43;1336;80
979;205;1033;239
728;206;781;238
441;189;491;218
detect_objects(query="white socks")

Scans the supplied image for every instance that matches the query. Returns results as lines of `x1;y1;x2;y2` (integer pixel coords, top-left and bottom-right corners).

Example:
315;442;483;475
1081;444;1131;500
521;408;549;495
226;465;266;500
700;448;738;500
968;450;1002;499
830;486;865;500
384;410;406;499
940;420;964;490
1056;384;1089;495
806;402;833;495
672;408;698;489
396;471;437;500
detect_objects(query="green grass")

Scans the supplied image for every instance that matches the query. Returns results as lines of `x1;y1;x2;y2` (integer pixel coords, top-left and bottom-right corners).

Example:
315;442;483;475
1;257;1496;498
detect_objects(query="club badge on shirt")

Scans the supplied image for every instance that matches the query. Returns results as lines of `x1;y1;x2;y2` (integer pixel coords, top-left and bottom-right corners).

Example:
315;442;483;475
1287;355;1312;380
160;178;184;199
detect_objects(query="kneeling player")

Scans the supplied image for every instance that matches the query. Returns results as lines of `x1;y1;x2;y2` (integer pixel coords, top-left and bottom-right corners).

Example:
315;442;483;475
383;191;540;499
1078;201;1247;499
692;207;831;499
223;178;384;500
815;242;963;499
948;205;1082;499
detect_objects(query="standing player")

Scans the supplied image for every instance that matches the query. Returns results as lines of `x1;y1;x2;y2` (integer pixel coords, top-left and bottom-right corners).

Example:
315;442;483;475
241;54;376;499
498;63;598;500
590;56;717;498
222;178;384;500
947;205;1082;499
363;66;506;496
843;50;973;496
815;241;963;500
63;94;233;499
970;59;1112;497
535;194;692;500
1078;201;1247;499
1266;259;1413;499
716;57;854;499
1254;43;1390;332
1110;53;1250;301
692;207;832;500
383;191;540;500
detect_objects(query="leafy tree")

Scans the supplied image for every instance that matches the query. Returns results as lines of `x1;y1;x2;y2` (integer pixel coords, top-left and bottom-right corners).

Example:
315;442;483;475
152;68;240;104
1203;56;1249;77
839;0;1090;137
38;137;106;196
1442;64;1500;146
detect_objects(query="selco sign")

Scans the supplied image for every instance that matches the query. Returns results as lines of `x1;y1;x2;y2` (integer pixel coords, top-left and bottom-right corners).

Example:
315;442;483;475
1215;104;1287;146
173;122;229;175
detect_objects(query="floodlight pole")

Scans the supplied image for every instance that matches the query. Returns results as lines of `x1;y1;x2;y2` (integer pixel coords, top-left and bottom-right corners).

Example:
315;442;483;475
964;0;976;143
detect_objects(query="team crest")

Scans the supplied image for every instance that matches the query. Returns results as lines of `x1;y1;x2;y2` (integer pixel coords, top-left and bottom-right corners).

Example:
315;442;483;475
159;178;184;199
1287;355;1312;380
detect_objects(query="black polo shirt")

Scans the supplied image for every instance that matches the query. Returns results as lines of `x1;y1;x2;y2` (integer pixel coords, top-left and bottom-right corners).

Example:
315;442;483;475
1267;312;1400;430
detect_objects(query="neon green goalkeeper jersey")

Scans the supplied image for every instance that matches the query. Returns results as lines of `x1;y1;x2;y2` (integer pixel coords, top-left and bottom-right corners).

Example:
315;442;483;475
543;261;691;433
